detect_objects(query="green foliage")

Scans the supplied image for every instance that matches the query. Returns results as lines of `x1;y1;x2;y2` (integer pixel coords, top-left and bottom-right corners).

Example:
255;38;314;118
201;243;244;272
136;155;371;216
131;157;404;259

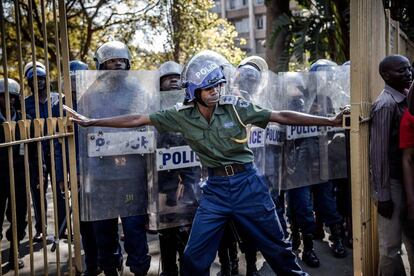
269;0;350;70
137;0;246;68
1;0;245;78
384;0;414;42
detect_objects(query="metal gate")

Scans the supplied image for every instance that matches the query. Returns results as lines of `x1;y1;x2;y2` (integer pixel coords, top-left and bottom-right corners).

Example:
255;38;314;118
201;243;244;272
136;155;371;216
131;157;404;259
0;0;81;275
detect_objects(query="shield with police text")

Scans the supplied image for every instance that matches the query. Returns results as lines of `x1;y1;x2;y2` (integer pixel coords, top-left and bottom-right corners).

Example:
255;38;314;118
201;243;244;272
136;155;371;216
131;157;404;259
76;70;159;221
148;89;202;230
262;71;286;193
228;63;274;176
279;68;349;190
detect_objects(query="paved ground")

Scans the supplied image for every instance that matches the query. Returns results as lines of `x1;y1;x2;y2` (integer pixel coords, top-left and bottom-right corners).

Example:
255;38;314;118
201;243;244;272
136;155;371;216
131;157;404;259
0;189;409;275
2;230;353;276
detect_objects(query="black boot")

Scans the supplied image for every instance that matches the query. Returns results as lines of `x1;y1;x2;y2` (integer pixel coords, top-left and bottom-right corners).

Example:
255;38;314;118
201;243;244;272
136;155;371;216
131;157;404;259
329;224;347;258
290;224;301;251
103;268;120;276
302;234;320;268
8;242;24;270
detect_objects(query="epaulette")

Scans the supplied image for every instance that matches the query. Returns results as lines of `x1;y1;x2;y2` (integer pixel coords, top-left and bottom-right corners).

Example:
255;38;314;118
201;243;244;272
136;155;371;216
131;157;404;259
237;98;251;108
175;102;194;111
219;95;252;108
219;95;239;105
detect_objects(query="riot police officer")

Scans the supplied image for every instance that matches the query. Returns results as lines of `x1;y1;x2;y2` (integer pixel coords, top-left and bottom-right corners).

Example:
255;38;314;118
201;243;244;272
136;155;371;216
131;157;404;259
62;60;102;276
156;61;200;276
309;59;347;258
0;78;37;269
79;41;151;276
24;63;64;242
67;50;348;276
286;60;347;268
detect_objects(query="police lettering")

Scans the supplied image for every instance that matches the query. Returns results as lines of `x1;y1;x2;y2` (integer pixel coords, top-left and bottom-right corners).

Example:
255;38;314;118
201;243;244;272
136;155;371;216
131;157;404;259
162;150;199;166
249;129;263;144
289;125;322;136
129;135;148;150
266;128;284;143
195;63;218;79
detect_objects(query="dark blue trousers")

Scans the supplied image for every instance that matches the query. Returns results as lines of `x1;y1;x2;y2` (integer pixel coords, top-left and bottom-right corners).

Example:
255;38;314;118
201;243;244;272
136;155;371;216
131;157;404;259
93;215;151;274
182;164;308;276
287;181;342;235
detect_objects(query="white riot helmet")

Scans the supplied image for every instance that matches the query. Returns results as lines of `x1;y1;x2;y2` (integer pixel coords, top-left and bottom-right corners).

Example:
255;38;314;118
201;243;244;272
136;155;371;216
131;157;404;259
234;55;269;97
159;61;182;79
238;56;268;72
0;78;21;97
24;61;45;78
94;41;132;70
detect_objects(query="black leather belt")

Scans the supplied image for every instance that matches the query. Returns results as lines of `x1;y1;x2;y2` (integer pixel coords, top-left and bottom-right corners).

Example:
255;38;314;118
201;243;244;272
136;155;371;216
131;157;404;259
209;163;247;177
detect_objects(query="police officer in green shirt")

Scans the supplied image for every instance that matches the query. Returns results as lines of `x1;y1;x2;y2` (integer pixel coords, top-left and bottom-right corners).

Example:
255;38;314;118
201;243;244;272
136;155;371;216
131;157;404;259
66;50;347;276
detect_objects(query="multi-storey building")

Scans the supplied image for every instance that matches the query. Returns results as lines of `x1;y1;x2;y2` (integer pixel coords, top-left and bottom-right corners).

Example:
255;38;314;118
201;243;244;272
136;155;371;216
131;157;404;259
213;0;267;57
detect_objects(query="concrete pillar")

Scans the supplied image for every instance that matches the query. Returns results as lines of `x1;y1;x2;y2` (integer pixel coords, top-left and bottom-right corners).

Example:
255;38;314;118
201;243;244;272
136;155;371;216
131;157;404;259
248;0;256;54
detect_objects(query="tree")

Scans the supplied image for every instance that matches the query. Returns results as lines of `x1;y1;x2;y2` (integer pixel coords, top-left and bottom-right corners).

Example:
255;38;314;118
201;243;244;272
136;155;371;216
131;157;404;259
1;0;245;78
267;0;350;71
265;0;290;72
384;0;414;42
136;0;246;68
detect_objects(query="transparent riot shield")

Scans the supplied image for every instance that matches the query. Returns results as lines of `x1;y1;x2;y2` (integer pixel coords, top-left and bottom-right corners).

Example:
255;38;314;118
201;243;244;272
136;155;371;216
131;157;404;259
279;68;350;190
76;70;159;221
148;89;202;230
263;71;285;195
228;62;270;175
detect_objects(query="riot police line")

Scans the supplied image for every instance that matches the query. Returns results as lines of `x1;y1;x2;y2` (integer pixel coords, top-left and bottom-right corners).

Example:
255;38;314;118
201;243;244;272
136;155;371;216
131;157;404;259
0;41;351;275
72;45;351;275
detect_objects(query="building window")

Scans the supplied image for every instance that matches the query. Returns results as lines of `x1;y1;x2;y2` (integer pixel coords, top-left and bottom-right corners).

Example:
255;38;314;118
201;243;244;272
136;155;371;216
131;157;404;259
256;0;264;4
256;15;264;29
242;0;247;6
230;0;235;9
234;18;249;33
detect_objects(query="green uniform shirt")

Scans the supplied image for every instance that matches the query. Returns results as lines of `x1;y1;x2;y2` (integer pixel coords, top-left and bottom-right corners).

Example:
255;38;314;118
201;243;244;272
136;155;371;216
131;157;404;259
149;96;272;167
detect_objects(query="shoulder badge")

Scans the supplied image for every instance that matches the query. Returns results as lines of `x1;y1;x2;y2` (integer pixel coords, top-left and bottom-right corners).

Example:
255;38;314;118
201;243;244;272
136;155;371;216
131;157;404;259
219;95;238;105
237;98;251;108
175;102;193;111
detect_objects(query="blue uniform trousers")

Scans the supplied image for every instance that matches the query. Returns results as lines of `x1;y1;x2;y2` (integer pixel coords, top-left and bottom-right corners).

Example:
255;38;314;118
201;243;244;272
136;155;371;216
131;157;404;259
287;181;342;235
93;215;151;275
182;164;307;276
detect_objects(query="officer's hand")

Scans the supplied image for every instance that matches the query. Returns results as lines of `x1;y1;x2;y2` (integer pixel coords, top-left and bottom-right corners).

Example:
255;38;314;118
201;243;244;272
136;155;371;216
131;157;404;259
331;105;350;127
63;105;95;127
377;200;394;219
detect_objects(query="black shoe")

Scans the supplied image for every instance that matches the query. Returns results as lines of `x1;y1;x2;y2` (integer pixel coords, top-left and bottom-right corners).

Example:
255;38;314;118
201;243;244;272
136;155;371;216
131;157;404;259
8;241;24;270
33;232;44;243
82;267;102;276
8;258;24;270
302;249;320;268
104;268;120;276
302;234;320;267
329;224;347;258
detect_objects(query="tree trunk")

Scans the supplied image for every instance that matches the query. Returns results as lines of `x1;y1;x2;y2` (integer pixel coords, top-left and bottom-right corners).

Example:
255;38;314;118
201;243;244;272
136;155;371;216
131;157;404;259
265;0;290;72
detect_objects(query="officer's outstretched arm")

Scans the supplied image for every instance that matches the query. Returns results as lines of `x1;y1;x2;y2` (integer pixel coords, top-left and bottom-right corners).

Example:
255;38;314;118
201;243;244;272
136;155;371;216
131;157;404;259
270;109;346;127
63;105;152;128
